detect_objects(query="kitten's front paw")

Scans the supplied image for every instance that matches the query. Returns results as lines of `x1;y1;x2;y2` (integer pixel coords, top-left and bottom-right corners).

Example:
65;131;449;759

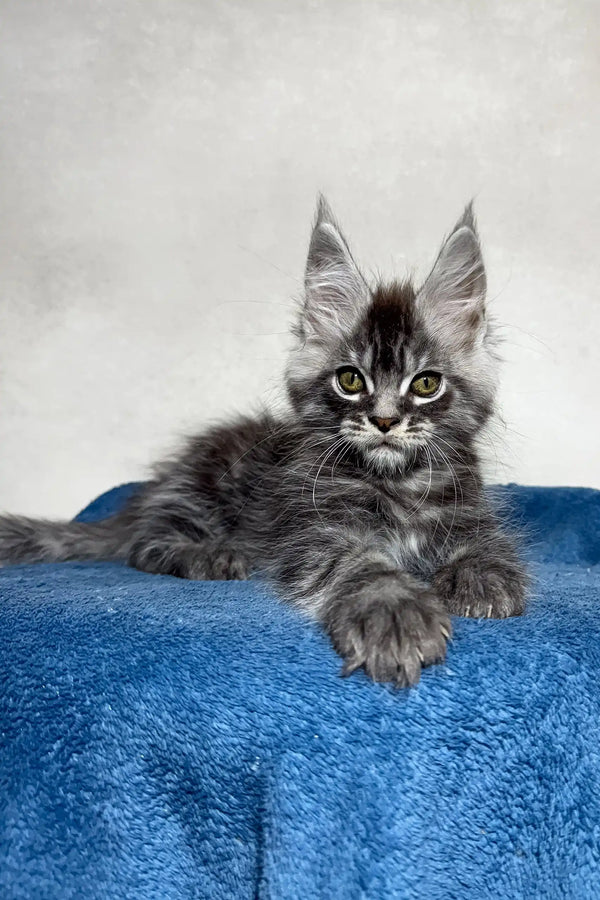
433;554;527;619
326;575;451;686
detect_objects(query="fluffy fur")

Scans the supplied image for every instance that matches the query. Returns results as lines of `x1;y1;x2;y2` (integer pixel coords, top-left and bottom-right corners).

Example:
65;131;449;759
0;197;528;685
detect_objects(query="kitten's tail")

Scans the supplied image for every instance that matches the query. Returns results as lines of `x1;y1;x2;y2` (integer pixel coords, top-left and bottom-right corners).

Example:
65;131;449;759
0;513;132;566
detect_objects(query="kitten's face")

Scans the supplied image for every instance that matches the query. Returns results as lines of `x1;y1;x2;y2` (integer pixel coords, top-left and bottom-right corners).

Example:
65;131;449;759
286;198;497;475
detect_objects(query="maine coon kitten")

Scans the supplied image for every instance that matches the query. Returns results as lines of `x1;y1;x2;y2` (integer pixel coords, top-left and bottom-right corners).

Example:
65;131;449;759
0;197;527;685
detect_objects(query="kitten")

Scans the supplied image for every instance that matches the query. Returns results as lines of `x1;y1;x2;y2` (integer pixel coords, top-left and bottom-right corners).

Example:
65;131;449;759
0;197;527;685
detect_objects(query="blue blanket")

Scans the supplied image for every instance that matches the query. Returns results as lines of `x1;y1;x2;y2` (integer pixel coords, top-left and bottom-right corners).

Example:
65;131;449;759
1;484;599;899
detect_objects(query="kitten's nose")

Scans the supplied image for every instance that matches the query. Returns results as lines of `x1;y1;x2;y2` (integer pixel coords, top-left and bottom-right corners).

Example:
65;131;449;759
369;416;401;433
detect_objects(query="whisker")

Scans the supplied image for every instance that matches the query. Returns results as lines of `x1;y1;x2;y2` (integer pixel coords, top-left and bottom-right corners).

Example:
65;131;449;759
405;448;433;519
310;438;349;519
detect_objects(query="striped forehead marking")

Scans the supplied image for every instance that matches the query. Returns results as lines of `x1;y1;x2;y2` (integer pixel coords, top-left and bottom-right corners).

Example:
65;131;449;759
365;281;415;373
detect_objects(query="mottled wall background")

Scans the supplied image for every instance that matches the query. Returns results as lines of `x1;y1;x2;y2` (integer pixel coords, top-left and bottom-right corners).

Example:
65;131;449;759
1;0;598;517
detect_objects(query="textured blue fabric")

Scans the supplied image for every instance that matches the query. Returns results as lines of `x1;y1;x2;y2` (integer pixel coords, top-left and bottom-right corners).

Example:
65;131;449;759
1;484;599;899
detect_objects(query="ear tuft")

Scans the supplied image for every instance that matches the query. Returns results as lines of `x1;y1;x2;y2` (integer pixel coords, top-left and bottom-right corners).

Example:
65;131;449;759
315;193;337;228
452;200;477;234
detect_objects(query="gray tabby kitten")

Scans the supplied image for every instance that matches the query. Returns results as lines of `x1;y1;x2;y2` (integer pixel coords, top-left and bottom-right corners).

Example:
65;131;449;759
0;198;527;686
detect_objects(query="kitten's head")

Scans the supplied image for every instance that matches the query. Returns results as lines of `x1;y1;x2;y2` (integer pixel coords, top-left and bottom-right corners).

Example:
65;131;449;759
286;196;498;475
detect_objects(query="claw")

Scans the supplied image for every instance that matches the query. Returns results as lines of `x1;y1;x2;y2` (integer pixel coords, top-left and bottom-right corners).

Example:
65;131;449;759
340;659;362;678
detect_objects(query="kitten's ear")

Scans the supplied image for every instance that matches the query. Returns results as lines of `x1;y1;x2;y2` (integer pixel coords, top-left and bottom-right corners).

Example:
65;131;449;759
302;195;368;342
419;203;487;349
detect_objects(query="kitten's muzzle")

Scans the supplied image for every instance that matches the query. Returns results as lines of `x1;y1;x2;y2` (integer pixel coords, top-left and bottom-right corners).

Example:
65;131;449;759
368;416;401;434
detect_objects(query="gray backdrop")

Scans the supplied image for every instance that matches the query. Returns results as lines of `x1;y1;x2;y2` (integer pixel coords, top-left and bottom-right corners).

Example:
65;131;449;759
1;0;598;517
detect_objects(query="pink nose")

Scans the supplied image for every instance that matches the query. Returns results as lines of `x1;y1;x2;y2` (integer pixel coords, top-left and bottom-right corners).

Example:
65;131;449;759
369;416;400;433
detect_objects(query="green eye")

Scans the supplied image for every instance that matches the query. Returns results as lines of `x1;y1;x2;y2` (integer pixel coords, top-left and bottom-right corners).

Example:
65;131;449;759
410;371;442;398
336;367;365;394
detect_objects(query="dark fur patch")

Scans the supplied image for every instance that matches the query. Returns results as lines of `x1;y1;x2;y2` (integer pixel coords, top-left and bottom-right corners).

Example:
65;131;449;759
363;281;415;372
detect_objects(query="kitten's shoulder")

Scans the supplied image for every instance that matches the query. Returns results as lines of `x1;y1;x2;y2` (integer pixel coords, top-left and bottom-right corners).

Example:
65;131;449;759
183;411;276;455
175;410;296;480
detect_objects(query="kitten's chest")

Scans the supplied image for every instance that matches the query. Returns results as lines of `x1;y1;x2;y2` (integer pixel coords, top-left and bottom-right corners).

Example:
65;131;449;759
376;482;446;572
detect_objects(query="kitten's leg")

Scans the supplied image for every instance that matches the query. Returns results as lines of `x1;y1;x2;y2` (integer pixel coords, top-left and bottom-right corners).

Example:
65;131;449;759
270;531;451;686
129;535;250;581
432;530;527;619
123;479;251;580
